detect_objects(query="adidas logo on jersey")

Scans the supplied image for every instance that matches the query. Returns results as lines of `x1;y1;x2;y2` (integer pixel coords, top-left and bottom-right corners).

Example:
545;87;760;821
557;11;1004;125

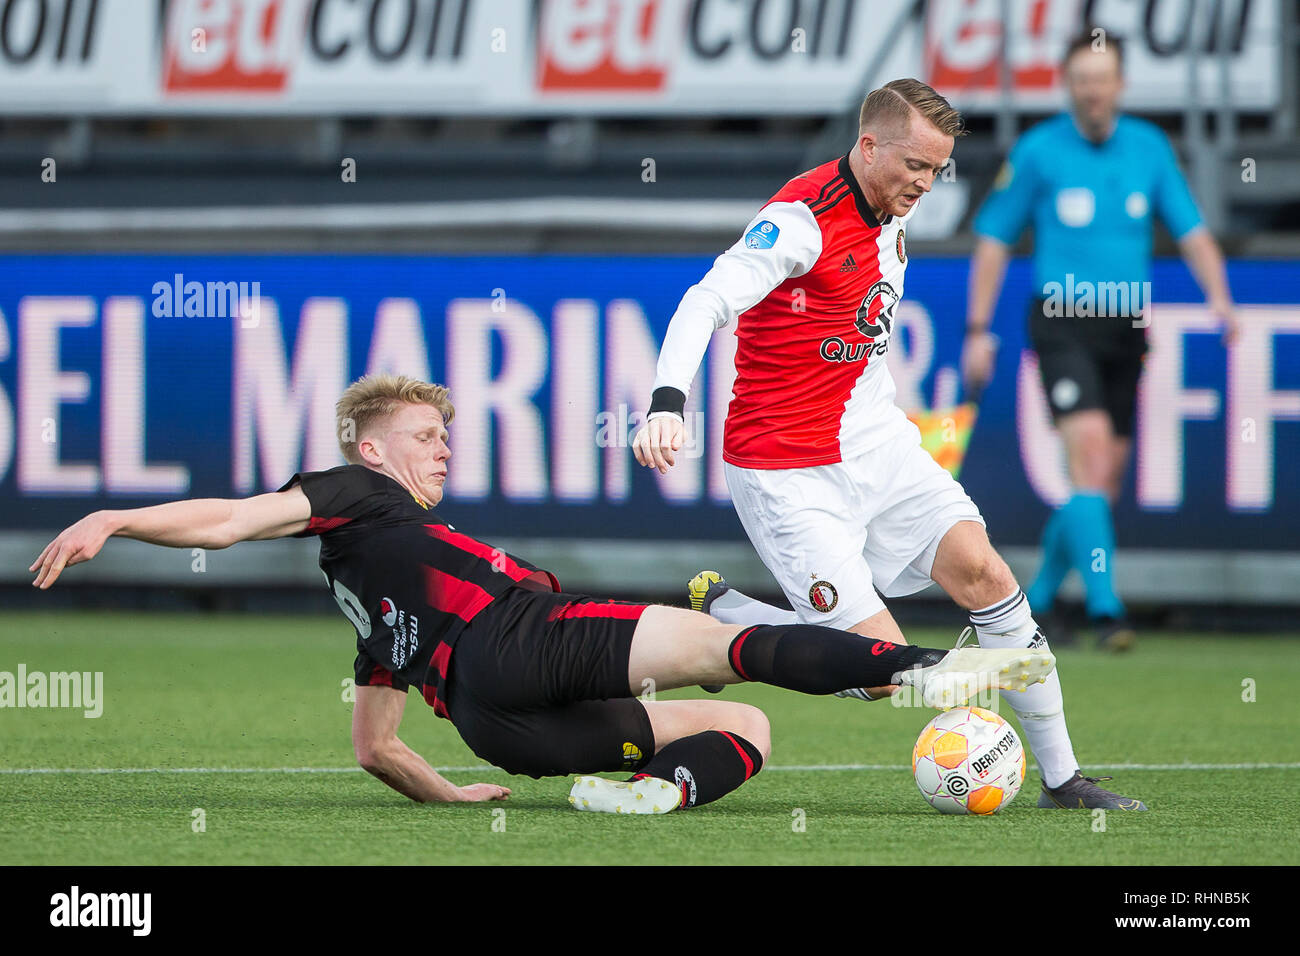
839;254;858;273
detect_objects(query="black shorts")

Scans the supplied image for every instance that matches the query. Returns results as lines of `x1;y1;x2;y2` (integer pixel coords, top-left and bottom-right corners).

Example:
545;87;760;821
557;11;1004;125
1027;297;1148;438
443;587;655;779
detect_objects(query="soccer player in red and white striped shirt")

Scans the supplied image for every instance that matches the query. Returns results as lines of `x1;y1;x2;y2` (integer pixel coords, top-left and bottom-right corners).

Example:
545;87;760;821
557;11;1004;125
634;79;1144;811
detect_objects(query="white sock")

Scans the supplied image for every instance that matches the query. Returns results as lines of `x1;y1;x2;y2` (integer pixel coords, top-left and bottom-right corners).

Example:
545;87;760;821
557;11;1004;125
970;589;1079;789
707;586;799;626
712;587;882;699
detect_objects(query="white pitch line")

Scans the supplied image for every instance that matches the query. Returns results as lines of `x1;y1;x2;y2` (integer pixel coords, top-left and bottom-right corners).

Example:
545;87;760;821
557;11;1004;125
1;762;1298;776
768;762;1300;772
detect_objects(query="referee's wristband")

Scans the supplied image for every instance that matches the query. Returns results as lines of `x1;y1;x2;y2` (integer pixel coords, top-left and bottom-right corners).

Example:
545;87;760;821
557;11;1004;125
647;387;686;420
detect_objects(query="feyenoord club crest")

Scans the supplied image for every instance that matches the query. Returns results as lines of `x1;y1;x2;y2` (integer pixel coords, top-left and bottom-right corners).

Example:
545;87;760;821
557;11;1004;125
897;228;907;263
809;580;838;613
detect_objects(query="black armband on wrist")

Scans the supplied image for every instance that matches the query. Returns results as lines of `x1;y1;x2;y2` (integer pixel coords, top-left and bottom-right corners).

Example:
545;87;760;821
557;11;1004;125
648;387;686;418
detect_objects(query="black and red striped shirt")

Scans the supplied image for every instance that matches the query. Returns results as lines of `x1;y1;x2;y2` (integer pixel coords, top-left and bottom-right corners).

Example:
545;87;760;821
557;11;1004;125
278;464;560;719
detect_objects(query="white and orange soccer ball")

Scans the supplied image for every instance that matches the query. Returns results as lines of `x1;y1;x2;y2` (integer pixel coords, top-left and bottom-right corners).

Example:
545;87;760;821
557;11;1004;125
912;706;1026;815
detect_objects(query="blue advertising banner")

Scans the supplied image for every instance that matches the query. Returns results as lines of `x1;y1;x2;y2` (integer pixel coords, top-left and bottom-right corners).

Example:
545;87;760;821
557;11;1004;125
0;254;1296;550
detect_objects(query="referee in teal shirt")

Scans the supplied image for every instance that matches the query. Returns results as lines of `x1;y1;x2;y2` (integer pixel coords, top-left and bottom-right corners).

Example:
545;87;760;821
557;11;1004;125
962;31;1238;650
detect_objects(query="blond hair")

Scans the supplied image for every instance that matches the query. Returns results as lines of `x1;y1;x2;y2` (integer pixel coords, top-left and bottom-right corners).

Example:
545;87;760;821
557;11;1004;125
335;374;455;465
858;78;965;139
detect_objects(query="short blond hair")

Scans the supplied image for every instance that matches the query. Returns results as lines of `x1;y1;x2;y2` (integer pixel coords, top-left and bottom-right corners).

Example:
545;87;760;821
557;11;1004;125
859;78;965;139
336;374;455;465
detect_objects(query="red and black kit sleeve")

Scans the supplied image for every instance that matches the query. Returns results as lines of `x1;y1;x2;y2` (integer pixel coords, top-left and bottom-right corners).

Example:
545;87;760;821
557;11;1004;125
354;652;411;694
277;464;393;537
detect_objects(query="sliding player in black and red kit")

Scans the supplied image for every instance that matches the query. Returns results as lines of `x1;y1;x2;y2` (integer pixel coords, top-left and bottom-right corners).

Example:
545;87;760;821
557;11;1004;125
29;374;1054;814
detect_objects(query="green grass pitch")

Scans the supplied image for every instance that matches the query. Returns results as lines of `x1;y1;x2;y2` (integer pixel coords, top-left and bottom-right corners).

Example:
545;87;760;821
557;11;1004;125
1;611;1296;865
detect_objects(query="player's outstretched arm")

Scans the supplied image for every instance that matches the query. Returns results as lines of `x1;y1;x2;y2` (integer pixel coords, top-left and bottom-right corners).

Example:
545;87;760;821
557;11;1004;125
353;684;510;804
29;487;314;589
634;203;821;474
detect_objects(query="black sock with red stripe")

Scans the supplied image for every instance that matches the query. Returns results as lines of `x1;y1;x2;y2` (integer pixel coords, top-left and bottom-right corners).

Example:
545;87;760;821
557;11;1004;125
727;623;946;694
632;731;763;809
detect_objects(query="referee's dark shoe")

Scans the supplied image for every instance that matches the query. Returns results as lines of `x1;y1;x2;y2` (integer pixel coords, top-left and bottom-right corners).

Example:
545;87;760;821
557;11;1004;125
688;570;730;694
1094;616;1137;653
1037;772;1147;810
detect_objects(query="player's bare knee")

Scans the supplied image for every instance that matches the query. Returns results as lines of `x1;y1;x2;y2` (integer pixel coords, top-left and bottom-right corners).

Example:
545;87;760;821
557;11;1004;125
631;606;735;688
983;552;1018;596
957;548;1013;603
966;550;995;586
731;703;771;761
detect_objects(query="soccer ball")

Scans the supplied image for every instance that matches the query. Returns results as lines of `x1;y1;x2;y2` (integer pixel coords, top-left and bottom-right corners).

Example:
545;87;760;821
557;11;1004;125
912;706;1025;815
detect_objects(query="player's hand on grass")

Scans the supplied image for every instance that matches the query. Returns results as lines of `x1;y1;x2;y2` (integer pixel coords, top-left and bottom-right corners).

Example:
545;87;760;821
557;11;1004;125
960;329;999;393
458;783;511;802
29;511;117;589
632;414;685;475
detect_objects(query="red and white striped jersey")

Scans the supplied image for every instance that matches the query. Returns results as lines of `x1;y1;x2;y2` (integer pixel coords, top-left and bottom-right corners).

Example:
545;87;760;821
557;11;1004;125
654;153;917;468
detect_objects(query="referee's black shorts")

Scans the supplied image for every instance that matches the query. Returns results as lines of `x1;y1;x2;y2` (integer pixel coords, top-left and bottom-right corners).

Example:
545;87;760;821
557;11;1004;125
443;587;656;779
1027;296;1148;438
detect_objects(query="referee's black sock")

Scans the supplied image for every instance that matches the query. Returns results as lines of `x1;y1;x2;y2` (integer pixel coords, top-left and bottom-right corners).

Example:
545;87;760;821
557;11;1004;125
632;731;763;809
727;623;946;694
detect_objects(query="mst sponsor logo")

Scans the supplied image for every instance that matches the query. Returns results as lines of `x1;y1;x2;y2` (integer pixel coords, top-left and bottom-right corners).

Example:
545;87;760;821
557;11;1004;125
383;598;420;669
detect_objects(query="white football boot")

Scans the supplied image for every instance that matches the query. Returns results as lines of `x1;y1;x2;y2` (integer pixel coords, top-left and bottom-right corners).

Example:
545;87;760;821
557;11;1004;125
899;633;1056;709
568;775;683;814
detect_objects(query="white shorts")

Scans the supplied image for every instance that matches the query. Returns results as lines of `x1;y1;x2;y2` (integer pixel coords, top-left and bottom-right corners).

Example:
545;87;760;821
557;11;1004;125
724;422;985;629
